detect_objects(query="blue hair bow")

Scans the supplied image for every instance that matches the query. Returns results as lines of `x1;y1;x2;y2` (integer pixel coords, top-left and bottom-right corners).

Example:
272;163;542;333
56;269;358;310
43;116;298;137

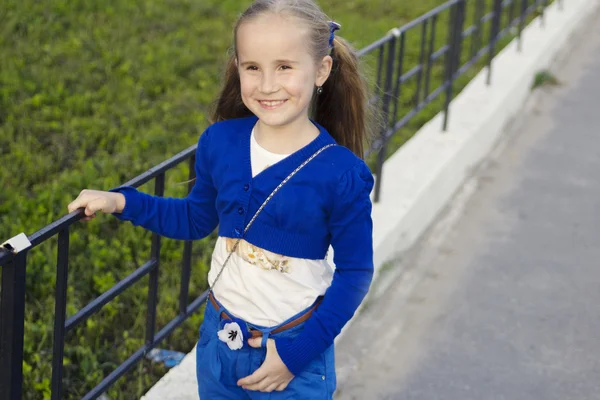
328;21;341;48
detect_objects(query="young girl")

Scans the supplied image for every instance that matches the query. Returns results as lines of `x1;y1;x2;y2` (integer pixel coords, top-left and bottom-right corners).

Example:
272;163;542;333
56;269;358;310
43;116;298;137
68;0;375;398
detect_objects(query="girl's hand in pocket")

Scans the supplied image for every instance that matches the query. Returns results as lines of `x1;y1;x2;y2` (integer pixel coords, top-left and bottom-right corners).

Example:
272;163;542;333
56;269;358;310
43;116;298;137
237;338;294;392
67;190;125;221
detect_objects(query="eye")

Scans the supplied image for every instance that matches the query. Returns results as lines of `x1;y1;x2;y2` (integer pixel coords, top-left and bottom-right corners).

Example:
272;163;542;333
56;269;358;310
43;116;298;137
280;65;292;70
246;65;259;71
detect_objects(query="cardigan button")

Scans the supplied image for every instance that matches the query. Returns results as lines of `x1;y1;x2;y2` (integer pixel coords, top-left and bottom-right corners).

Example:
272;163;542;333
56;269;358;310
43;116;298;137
238;207;245;215
244;184;250;192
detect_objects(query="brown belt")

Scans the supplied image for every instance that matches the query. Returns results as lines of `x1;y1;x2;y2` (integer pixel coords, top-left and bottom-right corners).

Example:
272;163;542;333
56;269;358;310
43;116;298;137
208;292;321;339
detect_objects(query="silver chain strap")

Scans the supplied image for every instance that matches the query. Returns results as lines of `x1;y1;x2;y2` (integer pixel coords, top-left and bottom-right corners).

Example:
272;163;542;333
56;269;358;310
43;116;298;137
210;143;336;290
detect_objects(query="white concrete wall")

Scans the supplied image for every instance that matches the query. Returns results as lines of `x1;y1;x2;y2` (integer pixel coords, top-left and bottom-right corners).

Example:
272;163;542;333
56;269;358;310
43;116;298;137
141;0;599;398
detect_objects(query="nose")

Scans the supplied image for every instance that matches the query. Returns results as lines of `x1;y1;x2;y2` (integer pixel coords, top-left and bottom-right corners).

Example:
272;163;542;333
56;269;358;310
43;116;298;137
259;71;278;94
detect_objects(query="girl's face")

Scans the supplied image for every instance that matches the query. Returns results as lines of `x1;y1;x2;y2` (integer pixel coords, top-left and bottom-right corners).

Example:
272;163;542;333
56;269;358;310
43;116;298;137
236;14;332;130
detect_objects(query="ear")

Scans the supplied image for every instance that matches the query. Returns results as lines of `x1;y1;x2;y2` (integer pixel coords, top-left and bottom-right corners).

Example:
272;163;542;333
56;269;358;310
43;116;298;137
315;55;333;87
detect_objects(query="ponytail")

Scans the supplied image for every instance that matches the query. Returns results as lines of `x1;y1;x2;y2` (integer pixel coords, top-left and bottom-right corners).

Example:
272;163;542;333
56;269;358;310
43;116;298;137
314;37;373;159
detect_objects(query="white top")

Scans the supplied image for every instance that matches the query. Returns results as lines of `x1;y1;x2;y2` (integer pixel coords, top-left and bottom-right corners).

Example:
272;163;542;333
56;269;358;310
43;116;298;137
208;130;334;326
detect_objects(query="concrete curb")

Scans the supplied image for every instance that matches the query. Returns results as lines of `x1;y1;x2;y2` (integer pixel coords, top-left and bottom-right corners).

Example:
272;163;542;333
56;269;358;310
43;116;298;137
141;0;598;398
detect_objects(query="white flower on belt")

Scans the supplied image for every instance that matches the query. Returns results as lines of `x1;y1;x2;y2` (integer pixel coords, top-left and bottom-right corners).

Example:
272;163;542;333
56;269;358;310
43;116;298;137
217;321;245;350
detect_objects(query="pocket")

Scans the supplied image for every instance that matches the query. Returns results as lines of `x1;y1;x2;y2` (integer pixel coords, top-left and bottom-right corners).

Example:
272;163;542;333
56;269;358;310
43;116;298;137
196;331;224;397
285;368;330;400
279;351;333;400
302;351;326;376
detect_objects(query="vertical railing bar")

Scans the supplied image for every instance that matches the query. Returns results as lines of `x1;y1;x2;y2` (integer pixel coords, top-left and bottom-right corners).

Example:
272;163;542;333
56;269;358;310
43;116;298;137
475;0;485;54
0;251;28;400
517;0;528;51
414;20;429;108
468;1;477;61
499;0;507;34
179;157;196;315
443;3;456;131
509;0;517;29
375;45;385;104
443;0;466;131
539;0;547;27
424;15;437;99
146;173;165;348
455;0;466;76
373;34;397;203
487;0;503;85
391;32;406;125
51;229;69;400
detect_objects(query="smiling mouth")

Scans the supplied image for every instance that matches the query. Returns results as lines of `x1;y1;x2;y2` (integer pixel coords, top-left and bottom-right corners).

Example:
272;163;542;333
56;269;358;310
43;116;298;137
257;100;287;109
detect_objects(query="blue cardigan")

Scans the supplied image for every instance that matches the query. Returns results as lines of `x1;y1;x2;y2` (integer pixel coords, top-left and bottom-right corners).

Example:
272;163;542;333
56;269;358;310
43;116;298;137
111;116;374;374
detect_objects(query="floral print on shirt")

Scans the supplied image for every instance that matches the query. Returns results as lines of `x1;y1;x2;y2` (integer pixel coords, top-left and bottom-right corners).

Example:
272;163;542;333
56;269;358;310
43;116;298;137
225;238;291;273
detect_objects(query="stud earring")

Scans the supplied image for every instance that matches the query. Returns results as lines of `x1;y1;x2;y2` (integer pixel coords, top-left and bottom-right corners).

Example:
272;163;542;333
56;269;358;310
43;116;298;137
317;86;323;95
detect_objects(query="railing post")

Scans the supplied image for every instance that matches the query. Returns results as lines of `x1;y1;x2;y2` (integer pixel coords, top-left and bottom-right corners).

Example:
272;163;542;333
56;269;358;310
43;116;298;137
51;229;70;400
487;0;504;85
538;0;547;27
373;32;398;203
443;0;466;131
424;15;438;99
391;32;406;125
180;157;196;315
414;20;429;108
0;252;28;400
146;173;165;349
471;0;485;62
508;0;517;30
517;0;528;52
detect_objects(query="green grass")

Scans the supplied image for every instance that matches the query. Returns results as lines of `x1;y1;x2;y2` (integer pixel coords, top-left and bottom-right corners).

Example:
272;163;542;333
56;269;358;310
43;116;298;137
0;0;549;398
532;69;561;89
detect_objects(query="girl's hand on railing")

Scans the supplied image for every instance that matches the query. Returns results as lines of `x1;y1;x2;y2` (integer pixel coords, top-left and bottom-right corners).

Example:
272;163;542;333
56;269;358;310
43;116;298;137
67;190;126;221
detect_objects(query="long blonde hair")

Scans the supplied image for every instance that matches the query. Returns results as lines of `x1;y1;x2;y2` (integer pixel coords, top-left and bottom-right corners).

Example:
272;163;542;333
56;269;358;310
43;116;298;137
211;0;373;158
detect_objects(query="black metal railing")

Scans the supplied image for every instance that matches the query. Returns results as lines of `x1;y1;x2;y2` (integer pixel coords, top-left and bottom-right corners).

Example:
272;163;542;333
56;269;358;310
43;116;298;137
0;0;559;398
362;0;555;201
0;145;204;400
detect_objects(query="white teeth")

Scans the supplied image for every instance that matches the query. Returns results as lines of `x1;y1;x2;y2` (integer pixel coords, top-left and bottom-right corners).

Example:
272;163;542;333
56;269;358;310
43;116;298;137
260;100;285;106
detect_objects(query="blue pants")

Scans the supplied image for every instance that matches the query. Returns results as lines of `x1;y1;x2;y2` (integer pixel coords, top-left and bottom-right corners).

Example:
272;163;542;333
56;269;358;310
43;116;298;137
196;295;336;399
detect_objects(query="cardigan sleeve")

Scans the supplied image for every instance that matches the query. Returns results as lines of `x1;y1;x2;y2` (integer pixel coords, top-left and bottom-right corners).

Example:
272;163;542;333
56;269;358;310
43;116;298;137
275;161;374;375
108;127;219;240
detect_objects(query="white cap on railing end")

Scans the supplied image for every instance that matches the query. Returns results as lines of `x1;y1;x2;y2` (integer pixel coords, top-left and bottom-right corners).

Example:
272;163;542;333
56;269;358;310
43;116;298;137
389;28;402;38
1;233;32;255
